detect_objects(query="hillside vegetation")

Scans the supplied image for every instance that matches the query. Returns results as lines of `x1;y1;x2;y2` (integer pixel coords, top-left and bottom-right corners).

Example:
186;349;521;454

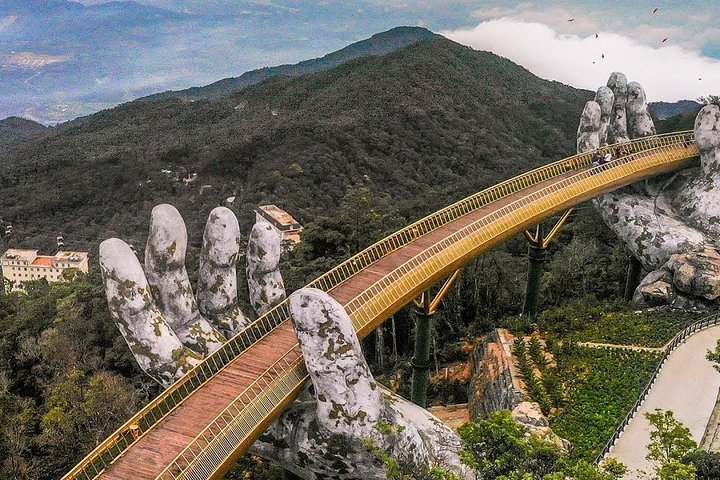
0;37;591;256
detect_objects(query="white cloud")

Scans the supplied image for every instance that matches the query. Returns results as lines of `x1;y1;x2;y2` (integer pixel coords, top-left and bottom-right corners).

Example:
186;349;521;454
442;19;720;101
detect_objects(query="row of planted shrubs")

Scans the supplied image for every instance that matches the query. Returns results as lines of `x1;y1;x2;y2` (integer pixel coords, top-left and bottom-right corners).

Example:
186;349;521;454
513;336;661;460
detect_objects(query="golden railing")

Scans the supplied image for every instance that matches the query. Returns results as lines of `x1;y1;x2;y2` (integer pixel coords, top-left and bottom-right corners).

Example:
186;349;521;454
63;131;696;480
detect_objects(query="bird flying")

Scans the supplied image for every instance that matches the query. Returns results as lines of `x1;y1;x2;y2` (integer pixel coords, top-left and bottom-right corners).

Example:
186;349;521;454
601;53;605;59
662;37;668;43
652;8;659;14
567;18;574;22
595;33;599;38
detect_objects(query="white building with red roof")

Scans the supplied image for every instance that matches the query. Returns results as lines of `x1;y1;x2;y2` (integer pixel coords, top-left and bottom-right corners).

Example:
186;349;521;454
1;249;89;292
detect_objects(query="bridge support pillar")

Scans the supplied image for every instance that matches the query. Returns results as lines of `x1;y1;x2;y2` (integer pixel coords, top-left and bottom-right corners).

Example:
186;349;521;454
624;255;643;301
410;270;460;408
522;209;574;320
411;305;434;408
522;240;546;320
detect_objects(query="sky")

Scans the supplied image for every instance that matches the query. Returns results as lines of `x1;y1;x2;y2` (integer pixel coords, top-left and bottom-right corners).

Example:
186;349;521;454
1;0;719;123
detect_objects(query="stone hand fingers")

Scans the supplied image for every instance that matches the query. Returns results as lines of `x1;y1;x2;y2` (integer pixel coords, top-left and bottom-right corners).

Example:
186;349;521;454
197;207;249;337
288;288;381;436
246;221;286;315
144;204;225;356
99;238;202;387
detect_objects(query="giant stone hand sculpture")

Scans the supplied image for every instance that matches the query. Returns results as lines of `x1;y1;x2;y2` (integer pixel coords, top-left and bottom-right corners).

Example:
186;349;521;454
99;205;474;479
577;72;720;309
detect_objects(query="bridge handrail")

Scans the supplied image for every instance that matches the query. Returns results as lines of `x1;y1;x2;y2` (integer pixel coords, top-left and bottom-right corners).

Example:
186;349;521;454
341;139;699;330
594;312;720;464
62;131;695;480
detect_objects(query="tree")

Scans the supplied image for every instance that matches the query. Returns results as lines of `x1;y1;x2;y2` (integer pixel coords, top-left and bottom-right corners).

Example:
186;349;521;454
706;340;720;373
683;450;720;480
644;409;698;479
456;411;625;479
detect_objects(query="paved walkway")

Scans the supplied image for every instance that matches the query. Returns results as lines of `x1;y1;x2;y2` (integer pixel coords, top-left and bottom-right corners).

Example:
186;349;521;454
608;325;720;477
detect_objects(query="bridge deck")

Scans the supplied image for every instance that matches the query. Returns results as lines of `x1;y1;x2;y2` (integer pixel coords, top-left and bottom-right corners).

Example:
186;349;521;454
100;171;575;479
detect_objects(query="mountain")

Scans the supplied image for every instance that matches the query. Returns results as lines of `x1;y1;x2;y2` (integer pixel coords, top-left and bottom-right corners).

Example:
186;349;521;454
0;0;445;125
0;36;592;256
0;0;192;123
0;116;46;149
649;100;702;120
143;27;440;102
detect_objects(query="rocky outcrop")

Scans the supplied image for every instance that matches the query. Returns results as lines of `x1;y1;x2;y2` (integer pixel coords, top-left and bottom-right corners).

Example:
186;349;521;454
469;329;526;419
469;330;569;451
512;402;569;451
634;248;720;310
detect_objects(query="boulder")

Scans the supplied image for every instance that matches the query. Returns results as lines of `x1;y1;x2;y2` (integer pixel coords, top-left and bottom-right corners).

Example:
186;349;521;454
511;402;569;451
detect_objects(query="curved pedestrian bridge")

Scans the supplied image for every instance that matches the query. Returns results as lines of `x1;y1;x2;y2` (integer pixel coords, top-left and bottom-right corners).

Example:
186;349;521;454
65;131;699;480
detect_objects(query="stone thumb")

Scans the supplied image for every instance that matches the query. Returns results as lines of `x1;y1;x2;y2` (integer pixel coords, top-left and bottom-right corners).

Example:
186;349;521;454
288;288;382;436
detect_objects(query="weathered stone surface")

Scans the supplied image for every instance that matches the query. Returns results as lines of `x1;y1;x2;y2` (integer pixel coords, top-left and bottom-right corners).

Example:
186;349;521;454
673;105;720;237
144;204;225;355
99;238;202;387
246;221;286;315
595;86;614;146
607;71;629;143
577;101;601;153
511;401;548;427
510;401;569;450
638;279;674;306
626;82;656;138
102;205;477;478
469;329;525;419
197;207;249;337
667;248;720;300
251;288;474;480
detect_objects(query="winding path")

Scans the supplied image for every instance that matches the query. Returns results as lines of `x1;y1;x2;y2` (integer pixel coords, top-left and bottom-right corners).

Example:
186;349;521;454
608;325;720;476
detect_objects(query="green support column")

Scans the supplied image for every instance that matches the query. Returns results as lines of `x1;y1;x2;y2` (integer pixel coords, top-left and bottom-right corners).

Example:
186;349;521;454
522;229;547;320
411;295;434;408
624;255;643;301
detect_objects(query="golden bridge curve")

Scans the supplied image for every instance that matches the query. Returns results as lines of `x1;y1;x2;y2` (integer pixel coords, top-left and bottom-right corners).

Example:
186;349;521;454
65;131;699;480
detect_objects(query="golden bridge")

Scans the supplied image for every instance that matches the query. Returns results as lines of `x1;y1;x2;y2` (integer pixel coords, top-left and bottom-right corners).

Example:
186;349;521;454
64;131;699;480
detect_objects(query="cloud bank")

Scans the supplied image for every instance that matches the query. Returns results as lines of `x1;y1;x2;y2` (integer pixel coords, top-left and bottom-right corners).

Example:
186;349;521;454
443;19;720;101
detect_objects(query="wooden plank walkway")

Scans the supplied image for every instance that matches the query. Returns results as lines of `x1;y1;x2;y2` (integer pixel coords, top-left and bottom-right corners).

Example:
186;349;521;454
98;171;577;479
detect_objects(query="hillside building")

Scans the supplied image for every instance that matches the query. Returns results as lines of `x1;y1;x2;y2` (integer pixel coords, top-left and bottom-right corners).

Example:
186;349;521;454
254;205;303;246
1;249;89;292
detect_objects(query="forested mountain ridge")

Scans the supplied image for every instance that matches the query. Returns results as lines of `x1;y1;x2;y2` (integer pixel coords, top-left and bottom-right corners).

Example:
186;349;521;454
0;36;592;256
0;116;46;150
142;26;440;102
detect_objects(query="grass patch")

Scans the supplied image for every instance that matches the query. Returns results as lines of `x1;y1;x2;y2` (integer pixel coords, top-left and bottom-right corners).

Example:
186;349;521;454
537;302;701;347
548;343;660;460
